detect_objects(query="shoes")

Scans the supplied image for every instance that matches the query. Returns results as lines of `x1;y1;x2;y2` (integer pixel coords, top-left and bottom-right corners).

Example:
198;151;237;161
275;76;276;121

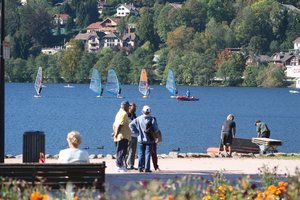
138;168;144;172
116;166;127;172
145;169;152;173
128;166;138;170
155;168;161;171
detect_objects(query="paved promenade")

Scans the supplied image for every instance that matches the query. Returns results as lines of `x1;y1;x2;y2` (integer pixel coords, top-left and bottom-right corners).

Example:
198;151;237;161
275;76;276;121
5;157;300;195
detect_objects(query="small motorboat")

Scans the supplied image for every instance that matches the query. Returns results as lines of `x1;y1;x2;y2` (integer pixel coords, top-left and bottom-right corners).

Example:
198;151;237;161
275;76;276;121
176;95;199;101
289;90;299;94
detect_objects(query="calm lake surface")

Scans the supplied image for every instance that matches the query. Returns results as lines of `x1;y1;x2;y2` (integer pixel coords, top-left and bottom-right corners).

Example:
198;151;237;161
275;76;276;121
5;83;300;155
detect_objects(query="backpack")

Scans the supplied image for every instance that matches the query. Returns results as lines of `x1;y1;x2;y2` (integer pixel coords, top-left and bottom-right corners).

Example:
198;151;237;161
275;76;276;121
145;118;156;141
145;117;162;143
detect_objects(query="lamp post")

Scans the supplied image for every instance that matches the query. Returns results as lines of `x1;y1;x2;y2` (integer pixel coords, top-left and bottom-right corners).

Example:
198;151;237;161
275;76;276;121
0;0;5;163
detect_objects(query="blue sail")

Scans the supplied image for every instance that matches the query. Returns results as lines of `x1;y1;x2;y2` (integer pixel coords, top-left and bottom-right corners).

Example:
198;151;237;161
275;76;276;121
105;68;120;97
89;68;102;96
166;69;177;96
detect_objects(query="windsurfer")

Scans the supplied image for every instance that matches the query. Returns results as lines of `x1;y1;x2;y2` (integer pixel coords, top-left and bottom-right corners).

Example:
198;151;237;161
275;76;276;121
38;80;42;96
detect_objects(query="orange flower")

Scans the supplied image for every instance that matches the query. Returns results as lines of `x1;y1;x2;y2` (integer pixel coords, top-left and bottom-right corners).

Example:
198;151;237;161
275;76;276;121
151;196;160;200
31;192;42;200
30;192;49;200
218;185;226;192
165;195;173;200
267;185;277;194
72;197;80;200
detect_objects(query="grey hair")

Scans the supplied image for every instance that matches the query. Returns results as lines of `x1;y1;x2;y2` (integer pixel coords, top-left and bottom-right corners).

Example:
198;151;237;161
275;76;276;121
226;114;234;121
67;131;82;147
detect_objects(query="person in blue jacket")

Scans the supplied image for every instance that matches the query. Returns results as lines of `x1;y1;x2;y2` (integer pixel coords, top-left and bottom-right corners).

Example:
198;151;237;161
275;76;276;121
129;105;159;173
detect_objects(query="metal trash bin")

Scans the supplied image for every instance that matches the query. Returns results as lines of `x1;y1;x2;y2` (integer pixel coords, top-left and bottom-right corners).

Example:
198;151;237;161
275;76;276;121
23;131;45;163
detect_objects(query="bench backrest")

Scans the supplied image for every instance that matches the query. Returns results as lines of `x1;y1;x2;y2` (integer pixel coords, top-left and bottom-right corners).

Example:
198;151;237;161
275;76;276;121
0;162;106;192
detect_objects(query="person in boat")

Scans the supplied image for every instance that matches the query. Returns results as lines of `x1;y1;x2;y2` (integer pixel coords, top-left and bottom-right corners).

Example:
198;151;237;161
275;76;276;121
186;90;190;98
220;114;236;157
112;101;131;172
58;131;89;163
129;105;160;173
38;80;42;96
125;102;137;170
255;120;270;138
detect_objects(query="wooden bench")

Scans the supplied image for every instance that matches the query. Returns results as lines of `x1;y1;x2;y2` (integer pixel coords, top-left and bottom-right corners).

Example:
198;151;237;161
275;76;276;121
251;138;282;154
0;162;106;192
207;137;260;154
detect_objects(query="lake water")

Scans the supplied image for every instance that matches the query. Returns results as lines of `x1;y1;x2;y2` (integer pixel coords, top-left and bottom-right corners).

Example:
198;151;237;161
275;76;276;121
5;83;300;155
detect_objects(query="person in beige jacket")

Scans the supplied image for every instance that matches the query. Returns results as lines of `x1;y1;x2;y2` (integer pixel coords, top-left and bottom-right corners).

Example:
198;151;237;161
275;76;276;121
112;101;131;172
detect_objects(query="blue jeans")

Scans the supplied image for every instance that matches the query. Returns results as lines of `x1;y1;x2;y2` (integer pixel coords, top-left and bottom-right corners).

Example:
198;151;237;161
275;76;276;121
115;139;128;168
138;143;152;171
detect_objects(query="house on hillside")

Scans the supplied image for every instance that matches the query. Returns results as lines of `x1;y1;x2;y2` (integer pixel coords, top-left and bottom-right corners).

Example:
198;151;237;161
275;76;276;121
103;32;123;48
86;18;120;34
116;3;138;17
75;32;105;53
245;55;271;66
53;14;70;25
41;46;63;55
271;52;294;67
293;37;300;50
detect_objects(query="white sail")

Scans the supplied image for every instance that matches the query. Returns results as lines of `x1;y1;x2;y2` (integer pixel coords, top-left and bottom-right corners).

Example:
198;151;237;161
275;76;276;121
105;68;120;97
34;67;43;97
89;68;102;96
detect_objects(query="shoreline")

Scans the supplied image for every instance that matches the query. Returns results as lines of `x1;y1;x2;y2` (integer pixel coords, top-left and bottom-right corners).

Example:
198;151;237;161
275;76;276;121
4;151;300;160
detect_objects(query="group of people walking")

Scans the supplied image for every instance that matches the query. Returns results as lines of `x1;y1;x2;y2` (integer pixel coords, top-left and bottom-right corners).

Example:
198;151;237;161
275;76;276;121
112;101;162;173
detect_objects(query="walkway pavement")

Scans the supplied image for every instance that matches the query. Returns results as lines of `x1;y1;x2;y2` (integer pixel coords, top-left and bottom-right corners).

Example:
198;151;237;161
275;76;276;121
5;157;300;196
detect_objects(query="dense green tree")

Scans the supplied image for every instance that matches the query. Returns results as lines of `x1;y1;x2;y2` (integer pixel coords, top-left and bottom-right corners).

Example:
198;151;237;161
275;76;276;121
182;0;208;32
60;39;83;83
76;52;97;83
95;48;116;82
216;53;245;86
5;0;21;35
45;54;62;83
5;58;28;82
19;1;53;46
166;26;195;50
243;64;261;87
109;52;131;84
257;64;285;87
10;31;32;59
136;7;159;47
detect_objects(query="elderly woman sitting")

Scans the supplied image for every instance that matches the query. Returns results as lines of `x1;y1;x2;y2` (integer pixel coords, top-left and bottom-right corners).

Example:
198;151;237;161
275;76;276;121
58;131;90;163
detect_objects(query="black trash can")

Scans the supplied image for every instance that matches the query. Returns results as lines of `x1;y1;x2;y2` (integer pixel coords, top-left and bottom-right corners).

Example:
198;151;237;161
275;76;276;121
23;131;45;163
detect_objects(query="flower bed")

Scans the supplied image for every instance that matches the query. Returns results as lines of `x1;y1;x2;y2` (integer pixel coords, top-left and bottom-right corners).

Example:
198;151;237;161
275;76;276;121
0;166;299;200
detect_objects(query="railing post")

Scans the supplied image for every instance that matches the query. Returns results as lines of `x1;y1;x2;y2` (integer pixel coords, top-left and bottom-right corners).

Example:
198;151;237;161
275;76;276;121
0;0;5;163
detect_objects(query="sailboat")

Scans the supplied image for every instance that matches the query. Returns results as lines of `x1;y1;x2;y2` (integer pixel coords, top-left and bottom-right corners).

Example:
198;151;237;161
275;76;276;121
89;68;102;97
105;68;123;98
34;67;43;98
139;68;150;98
166;69;177;98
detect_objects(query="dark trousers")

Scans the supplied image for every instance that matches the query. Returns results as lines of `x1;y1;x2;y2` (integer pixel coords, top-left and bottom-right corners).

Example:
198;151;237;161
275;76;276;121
151;143;159;170
115;139;128;168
